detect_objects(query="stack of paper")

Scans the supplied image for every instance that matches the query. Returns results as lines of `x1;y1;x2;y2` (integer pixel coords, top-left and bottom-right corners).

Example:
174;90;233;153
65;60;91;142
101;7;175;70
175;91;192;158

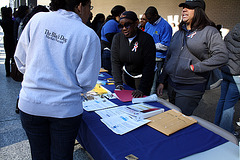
95;103;164;135
100;113;151;135
83;98;118;111
95;106;127;118
147;109;197;136
125;103;164;119
96;103;164;120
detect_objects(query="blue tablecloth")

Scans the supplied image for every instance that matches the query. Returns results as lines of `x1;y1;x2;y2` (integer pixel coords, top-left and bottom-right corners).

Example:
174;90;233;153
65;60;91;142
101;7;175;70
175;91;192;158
76;73;227;160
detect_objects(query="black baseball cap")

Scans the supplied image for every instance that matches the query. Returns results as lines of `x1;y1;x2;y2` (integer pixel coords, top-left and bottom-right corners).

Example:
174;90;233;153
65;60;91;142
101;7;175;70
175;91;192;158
179;0;206;11
120;11;138;22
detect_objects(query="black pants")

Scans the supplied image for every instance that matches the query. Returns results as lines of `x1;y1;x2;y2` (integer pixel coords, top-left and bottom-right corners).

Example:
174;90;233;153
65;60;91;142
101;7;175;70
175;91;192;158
102;49;112;75
168;83;205;116
20;111;82;160
3;37;14;75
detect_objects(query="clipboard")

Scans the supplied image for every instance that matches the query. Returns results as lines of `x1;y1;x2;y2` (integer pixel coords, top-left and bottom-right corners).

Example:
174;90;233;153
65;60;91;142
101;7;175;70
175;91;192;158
147;109;197;136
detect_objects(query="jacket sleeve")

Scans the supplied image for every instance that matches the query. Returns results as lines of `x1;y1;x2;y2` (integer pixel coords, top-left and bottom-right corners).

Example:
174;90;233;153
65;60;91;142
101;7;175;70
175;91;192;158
155;23;172;51
159;50;171;84
76;33;101;93
111;34;124;87
138;35;156;95
14;21;30;74
105;32;116;45
193;29;229;72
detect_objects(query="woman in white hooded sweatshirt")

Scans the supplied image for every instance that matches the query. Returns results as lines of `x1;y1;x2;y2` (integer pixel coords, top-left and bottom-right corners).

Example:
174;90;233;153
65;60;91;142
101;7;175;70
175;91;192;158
14;0;101;159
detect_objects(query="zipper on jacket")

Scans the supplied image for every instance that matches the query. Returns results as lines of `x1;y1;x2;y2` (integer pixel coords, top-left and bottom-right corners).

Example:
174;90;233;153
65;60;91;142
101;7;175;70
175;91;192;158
173;33;186;74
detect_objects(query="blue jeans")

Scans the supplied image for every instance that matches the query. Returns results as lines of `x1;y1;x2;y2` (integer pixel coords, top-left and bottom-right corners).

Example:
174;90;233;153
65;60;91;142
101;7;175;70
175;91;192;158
102;49;112;75
214;72;240;133
20;110;82;160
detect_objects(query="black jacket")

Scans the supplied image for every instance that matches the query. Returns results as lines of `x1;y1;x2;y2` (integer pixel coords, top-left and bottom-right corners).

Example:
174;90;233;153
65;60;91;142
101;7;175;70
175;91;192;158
111;29;156;95
221;23;240;76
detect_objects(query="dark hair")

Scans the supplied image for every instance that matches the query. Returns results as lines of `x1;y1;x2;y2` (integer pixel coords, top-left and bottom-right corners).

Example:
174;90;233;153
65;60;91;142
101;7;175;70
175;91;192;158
105;15;114;22
21;5;49;29
179;7;216;31
92;13;105;30
92;13;105;23
111;5;126;17
50;0;90;11
1;7;12;20
16;5;29;19
145;6;158;17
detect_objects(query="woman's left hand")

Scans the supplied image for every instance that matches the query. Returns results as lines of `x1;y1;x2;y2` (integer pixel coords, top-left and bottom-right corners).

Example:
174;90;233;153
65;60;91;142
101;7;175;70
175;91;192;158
132;90;144;98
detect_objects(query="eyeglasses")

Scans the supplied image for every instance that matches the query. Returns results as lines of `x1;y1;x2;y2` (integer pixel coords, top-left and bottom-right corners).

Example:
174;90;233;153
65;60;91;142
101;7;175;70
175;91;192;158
118;22;134;30
90;5;93;10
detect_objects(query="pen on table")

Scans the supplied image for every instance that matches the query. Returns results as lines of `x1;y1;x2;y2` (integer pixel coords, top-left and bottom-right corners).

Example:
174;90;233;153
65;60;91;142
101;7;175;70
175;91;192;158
126;106;139;112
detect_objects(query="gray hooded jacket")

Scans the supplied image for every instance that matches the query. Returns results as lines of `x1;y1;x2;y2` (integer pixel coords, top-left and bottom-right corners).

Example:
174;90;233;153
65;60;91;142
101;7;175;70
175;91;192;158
161;25;228;85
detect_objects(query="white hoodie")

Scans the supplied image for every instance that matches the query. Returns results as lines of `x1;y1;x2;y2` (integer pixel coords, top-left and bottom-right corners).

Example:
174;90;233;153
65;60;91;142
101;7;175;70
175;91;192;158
14;9;101;118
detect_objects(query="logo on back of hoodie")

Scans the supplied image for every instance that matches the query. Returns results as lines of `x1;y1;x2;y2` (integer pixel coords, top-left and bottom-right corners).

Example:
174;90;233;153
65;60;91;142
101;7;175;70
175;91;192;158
45;29;67;44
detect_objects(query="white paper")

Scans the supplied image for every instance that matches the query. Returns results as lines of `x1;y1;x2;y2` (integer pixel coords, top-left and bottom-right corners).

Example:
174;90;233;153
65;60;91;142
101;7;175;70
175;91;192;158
127;103;155;111
96;103;164;120
132;94;159;104
100;113;151;135
97;80;107;85
126;103;164;118
96;106;127;118
83;98;118;111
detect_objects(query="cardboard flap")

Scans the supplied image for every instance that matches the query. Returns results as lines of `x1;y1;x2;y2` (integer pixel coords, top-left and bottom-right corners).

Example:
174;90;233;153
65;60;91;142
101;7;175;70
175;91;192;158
100;68;108;72
147;109;197;136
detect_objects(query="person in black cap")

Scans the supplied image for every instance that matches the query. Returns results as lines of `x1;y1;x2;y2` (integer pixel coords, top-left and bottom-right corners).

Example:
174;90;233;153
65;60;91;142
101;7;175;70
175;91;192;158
157;0;229;115
111;11;156;97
